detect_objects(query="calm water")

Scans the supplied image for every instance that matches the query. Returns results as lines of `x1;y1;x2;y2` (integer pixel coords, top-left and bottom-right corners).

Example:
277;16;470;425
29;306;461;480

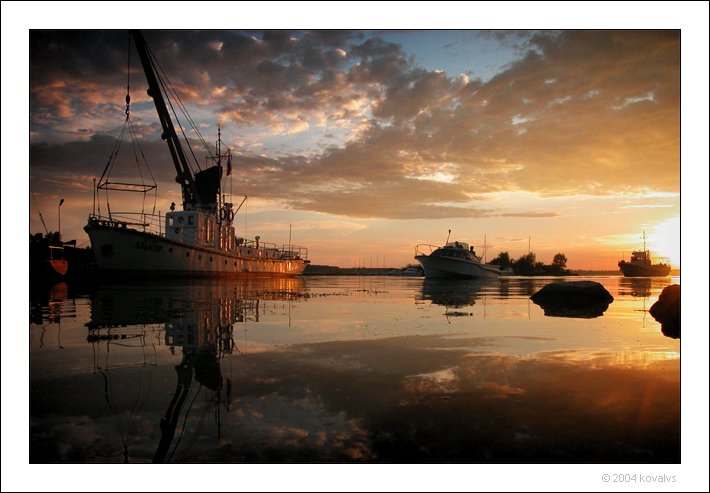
29;275;680;463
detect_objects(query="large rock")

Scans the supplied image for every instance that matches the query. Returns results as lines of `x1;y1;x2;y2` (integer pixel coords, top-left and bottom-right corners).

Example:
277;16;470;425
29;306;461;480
530;281;614;318
649;284;680;339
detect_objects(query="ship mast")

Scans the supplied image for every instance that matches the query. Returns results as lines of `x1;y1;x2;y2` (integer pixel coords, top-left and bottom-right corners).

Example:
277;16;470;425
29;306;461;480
131;30;200;210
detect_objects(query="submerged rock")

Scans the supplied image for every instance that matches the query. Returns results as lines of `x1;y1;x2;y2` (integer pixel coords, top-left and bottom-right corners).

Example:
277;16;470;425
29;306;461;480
649;284;680;339
530;281;614;319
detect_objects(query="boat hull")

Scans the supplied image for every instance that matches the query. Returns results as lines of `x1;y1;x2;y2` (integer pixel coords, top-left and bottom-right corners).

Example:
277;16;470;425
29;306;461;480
618;262;670;277
85;224;307;277
415;255;501;279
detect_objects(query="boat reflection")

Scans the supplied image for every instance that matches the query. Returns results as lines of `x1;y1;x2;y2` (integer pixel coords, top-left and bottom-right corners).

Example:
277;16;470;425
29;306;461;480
417;278;487;308
85;278;305;462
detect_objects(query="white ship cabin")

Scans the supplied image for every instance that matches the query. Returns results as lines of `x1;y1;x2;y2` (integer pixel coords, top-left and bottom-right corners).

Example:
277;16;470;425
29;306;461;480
165;210;235;250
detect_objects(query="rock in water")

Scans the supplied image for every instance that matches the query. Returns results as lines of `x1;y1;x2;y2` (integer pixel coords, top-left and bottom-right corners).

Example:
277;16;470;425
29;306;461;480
530;281;614;318
649;284;680;339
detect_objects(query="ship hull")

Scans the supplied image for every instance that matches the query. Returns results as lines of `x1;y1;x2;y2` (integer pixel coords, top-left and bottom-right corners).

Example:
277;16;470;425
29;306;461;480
415;255;501;279
85;224;307;277
618;262;670;277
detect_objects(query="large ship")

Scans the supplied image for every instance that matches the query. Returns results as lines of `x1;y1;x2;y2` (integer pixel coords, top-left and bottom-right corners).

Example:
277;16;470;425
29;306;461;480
85;31;308;277
618;232;671;277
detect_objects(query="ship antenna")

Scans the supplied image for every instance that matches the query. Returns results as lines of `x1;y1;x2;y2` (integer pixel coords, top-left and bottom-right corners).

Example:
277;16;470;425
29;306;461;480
445;229;451;245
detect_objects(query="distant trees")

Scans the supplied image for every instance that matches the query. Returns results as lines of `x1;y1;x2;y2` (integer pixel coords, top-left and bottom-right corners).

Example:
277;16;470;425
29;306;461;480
549;253;568;275
515;252;537;275
489;251;512;269
490;251;572;276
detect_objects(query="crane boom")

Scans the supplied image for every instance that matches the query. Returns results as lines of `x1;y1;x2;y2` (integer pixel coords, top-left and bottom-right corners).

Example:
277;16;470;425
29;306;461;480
131;30;199;210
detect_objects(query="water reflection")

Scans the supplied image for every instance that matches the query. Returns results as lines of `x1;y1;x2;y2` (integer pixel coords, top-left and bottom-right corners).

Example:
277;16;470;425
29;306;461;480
618;277;654;298
29;276;680;463
531;297;611;319
418;278;486;308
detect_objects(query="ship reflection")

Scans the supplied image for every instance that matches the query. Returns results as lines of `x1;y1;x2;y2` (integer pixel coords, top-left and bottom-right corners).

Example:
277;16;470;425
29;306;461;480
618;277;653;298
85;278;305;463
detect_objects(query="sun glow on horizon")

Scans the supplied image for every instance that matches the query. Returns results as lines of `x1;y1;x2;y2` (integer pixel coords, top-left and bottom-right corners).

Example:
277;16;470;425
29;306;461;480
648;216;680;268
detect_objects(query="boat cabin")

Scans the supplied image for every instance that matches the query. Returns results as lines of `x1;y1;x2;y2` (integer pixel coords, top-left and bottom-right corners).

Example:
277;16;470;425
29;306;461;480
165;211;235;250
431;241;480;261
629;250;651;265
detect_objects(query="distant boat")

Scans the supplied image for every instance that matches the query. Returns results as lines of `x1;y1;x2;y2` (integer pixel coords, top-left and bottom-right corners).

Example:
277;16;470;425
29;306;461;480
415;241;504;279
388;266;424;276
30;239;69;280
618;232;671;277
85;31;308;277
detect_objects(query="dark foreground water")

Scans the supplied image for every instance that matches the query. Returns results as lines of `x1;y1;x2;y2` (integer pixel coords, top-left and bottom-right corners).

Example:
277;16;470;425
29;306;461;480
29;275;680;463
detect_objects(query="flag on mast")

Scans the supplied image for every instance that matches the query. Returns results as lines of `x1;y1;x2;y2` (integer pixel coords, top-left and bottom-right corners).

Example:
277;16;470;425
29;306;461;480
226;149;232;176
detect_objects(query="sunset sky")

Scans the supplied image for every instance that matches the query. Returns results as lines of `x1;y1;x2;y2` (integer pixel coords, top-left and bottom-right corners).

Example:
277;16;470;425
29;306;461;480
3;3;710;490
14;8;704;270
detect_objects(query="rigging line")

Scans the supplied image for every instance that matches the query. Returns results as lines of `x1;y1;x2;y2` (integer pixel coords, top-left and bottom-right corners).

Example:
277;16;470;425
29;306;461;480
127;118;158;215
31;195;50;234
98;119;128;187
147;43;211;155
128;118;158;186
127;120;149;216
142;41;199;175
146;45;208;171
152;53;211;153
167;383;203;462
154;65;202;175
176;394;211;462
126;31;131;104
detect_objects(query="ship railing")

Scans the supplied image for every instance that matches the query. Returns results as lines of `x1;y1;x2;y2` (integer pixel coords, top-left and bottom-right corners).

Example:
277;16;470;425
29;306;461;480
415;243;441;257
279;245;309;261
234;237;308;260
88;212;165;236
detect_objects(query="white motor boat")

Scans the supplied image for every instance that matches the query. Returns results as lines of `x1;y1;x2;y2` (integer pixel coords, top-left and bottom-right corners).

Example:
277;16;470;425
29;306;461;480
414;241;505;279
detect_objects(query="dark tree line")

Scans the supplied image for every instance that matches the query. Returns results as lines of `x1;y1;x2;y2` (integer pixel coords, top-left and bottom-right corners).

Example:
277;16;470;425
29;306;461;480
488;251;572;276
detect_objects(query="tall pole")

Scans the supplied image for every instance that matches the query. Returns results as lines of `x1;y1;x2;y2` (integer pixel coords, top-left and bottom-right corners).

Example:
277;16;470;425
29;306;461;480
58;198;64;240
484;234;487;263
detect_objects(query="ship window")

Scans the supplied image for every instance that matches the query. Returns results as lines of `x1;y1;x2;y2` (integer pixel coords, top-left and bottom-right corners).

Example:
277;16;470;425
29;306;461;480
167;217;174;226
210;257;213;262
188;215;194;225
186;252;190;257
178;216;184;224
198;255;201;260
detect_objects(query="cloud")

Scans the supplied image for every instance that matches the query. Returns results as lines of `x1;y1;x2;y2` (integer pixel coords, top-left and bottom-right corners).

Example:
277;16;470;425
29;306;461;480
31;30;680;221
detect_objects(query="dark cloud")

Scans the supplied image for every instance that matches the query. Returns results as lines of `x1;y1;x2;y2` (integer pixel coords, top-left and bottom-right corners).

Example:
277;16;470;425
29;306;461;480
30;30;680;222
